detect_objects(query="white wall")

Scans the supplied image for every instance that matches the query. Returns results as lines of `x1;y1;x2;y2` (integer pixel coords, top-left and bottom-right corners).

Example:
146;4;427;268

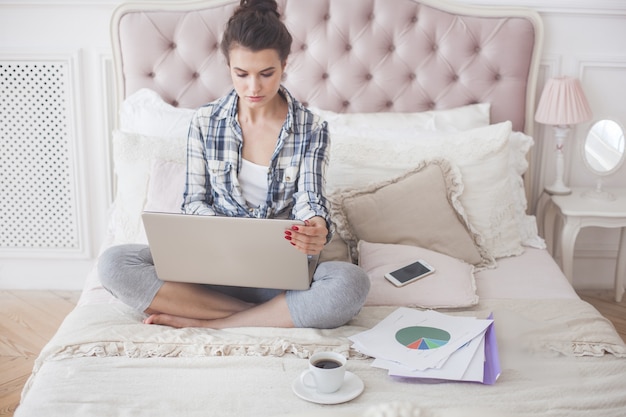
0;0;625;290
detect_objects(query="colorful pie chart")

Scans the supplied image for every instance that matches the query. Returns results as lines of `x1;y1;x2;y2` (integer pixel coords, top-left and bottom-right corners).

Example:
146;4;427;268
395;326;451;350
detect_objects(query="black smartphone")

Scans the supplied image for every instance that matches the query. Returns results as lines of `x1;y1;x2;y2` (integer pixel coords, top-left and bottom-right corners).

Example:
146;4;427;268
384;260;435;287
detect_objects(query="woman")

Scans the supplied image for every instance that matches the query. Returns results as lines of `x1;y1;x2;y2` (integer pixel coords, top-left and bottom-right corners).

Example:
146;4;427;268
98;0;370;329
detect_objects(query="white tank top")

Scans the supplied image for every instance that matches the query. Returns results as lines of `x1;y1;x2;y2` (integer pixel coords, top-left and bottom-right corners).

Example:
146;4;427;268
239;158;269;208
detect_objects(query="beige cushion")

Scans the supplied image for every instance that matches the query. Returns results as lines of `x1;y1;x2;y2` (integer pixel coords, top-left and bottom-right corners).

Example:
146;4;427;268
358;241;478;309
331;159;492;268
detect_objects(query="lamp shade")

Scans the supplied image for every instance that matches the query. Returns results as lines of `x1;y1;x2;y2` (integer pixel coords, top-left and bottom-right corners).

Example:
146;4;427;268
535;76;593;126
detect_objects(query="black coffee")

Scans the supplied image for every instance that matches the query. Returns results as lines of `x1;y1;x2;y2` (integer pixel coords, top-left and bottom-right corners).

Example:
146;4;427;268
312;359;342;369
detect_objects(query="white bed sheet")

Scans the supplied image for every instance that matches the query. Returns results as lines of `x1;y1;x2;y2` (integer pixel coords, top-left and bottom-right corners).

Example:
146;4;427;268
475;248;578;300
16;294;626;417
16;353;626;417
17;244;626;417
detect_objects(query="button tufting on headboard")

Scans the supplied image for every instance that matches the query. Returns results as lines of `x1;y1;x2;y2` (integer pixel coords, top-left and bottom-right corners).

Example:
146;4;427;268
112;0;542;133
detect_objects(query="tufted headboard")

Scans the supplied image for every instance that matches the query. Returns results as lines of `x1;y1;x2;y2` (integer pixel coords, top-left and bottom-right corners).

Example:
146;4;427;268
111;0;542;135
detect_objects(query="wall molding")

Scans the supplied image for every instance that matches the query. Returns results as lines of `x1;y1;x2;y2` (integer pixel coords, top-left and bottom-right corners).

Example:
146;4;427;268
577;57;626;124
459;0;626;15
578;56;626;72
98;53;116;206
578;57;626;86
532;57;561;211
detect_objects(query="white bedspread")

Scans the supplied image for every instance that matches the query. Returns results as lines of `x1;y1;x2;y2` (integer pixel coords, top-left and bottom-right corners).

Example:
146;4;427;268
17;297;626;417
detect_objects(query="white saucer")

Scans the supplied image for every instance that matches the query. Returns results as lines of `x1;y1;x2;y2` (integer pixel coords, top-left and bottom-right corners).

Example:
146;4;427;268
292;371;364;405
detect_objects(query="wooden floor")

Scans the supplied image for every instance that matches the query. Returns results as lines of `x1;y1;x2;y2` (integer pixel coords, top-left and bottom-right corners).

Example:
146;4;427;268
0;290;624;416
577;289;626;342
0;291;80;417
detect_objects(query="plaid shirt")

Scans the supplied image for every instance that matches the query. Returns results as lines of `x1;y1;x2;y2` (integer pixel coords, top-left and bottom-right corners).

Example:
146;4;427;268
182;87;332;233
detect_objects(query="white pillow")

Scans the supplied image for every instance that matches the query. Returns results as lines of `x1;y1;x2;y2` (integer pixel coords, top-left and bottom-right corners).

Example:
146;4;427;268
119;88;195;138
314;103;490;196
310;102;491;134
111;89;194;244
143;160;186;214
507;131;545;249
358;241;478;309
109;130;186;244
328;121;524;259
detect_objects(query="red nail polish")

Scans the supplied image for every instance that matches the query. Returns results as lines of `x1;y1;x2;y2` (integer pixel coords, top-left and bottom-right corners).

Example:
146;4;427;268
292;226;299;231
285;230;292;236
285;235;292;241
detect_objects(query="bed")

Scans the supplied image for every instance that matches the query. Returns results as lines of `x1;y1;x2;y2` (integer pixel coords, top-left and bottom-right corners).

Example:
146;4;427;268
15;0;626;416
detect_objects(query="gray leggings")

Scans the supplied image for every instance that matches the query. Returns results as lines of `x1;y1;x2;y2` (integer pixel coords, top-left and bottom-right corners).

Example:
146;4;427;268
98;244;370;329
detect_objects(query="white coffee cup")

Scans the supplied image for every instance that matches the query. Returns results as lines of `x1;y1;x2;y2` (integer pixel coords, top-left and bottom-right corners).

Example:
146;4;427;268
300;351;347;394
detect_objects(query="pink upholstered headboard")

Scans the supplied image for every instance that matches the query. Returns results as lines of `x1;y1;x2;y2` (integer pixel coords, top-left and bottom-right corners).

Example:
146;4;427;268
111;0;542;135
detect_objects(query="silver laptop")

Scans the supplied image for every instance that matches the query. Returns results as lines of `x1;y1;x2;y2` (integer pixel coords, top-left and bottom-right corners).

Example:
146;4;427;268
141;212;318;290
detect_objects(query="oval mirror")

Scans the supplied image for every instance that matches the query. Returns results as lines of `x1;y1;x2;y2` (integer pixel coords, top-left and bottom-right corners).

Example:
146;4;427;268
581;119;625;200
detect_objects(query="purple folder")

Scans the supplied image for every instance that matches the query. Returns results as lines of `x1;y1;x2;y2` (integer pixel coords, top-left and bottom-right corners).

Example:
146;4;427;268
482;313;501;385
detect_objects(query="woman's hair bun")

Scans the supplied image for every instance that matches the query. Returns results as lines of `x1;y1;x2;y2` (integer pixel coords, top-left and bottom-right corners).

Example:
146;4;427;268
222;0;291;63
239;0;280;17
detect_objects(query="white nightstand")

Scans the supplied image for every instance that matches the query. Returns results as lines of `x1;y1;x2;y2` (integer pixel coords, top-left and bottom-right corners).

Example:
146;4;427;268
545;187;626;302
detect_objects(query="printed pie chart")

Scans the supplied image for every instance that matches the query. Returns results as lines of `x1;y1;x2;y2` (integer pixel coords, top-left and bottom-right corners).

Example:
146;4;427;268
395;326;451;350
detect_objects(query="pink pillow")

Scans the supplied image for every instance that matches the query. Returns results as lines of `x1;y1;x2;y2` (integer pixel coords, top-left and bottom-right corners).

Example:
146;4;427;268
358;241;478;309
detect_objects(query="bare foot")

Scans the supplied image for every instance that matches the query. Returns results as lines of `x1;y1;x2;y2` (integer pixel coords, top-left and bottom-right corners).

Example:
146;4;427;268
144;313;226;329
143;293;294;329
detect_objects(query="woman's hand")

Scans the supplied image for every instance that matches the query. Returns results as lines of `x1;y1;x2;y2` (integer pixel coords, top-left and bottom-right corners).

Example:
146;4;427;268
284;216;327;255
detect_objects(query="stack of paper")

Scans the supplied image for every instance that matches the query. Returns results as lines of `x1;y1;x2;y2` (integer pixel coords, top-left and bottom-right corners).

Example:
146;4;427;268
349;307;501;384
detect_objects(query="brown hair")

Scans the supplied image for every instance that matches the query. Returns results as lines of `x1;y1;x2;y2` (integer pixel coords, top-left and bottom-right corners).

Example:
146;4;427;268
221;0;292;65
